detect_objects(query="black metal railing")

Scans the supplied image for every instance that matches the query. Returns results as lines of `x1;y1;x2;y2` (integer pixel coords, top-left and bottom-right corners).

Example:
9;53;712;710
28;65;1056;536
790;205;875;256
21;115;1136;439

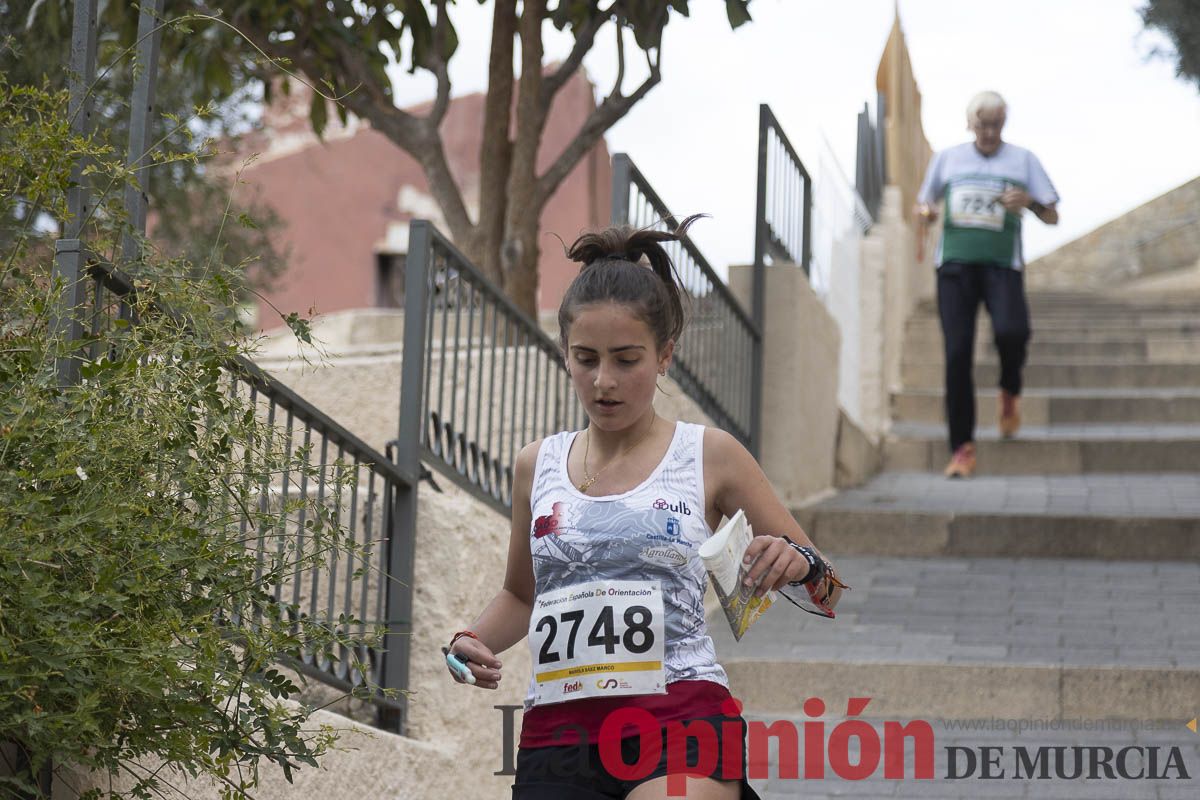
401;220;586;513
755;104;813;276
228;352;414;732
856;93;886;223
53;256;418;732
750;104;815;450
50;0;416;733
610;153;760;451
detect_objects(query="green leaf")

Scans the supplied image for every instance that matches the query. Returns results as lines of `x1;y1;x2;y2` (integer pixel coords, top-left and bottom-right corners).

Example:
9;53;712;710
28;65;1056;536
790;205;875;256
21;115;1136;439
283;312;313;345
309;94;328;139
725;0;753;28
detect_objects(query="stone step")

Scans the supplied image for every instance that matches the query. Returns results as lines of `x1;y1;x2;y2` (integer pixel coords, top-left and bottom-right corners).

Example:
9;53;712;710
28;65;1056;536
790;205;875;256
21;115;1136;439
883;422;1200;474
901;360;1200;390
714;555;1200;723
891;388;1200;425
915;298;1200;315
906;333;1200;359
792;473;1200;561
920;294;1200;313
906;317;1200;337
936;305;1198;315
904;338;1200;363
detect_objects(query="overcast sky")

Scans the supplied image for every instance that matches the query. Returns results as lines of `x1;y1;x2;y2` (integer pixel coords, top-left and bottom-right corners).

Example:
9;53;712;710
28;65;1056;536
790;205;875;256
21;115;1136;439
388;0;1200;273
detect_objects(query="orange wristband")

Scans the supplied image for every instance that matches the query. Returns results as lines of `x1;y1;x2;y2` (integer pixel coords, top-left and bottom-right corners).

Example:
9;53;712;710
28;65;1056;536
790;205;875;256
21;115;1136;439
449;630;479;650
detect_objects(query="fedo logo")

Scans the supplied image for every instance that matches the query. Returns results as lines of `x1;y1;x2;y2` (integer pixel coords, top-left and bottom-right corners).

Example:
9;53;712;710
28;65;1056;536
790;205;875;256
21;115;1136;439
562;680;582;694
652;498;692;515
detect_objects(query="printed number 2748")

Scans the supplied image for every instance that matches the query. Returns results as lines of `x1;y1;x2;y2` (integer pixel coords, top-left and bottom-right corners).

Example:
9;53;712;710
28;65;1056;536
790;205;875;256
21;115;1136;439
535;605;654;664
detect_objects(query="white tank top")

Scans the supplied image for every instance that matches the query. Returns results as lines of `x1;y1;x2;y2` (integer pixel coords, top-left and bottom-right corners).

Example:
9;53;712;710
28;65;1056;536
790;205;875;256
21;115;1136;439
524;420;728;708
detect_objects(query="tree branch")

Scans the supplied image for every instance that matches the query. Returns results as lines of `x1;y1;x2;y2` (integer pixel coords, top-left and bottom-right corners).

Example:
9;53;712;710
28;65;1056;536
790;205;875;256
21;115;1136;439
427;0;452;125
540;4;615;107
474;0;518;277
500;0;550;279
224;6;416;139
300;4;473;238
614;13;627;94
534;41;661;208
216;3;474;240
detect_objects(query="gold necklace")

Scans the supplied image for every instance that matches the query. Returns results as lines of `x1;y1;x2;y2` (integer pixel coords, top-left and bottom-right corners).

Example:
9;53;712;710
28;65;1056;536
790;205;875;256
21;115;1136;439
578;416;656;493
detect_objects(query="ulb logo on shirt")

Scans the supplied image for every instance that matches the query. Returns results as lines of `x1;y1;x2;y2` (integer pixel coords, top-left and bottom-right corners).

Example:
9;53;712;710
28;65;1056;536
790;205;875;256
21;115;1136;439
652;497;692;515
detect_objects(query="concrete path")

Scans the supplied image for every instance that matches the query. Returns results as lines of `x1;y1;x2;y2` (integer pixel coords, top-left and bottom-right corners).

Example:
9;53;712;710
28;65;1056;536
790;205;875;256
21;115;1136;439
712;555;1200;670
717;290;1200;799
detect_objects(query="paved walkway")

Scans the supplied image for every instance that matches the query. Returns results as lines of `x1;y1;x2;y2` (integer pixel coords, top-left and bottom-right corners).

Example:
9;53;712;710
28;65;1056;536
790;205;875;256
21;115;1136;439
812;472;1200;518
730;291;1200;799
710;555;1200;669
890;421;1200;441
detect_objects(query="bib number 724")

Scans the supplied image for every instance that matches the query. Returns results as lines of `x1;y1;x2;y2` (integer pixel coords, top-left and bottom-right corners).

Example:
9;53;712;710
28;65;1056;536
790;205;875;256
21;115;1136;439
534;604;655;665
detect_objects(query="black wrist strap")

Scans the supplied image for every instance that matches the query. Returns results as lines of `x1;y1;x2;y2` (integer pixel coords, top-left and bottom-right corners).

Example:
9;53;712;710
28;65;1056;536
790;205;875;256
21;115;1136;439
782;536;825;586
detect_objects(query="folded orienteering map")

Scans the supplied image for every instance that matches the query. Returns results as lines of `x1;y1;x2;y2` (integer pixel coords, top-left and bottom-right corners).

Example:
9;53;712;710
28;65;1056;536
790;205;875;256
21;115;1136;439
698;509;774;641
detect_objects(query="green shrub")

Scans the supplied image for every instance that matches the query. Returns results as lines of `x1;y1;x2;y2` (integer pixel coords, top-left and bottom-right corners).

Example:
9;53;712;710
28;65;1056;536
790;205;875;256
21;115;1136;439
1;80;382;800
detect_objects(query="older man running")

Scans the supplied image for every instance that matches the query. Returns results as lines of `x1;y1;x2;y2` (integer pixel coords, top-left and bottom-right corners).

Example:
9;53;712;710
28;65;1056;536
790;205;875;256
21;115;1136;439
916;90;1060;478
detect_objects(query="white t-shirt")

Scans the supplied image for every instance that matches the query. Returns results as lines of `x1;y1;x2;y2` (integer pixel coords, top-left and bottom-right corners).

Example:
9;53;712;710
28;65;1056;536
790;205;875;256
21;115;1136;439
918;141;1059;269
524;421;728;709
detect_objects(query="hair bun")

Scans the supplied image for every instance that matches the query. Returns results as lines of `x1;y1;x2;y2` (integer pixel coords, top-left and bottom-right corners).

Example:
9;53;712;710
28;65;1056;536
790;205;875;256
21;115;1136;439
558;215;705;353
566;215;703;268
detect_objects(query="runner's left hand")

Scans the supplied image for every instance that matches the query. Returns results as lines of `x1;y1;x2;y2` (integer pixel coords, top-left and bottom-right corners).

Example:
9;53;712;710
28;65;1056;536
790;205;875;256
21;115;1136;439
1000;188;1031;212
741;535;817;598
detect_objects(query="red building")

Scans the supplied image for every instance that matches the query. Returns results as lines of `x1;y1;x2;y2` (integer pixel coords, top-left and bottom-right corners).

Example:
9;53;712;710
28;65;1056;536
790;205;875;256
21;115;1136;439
234;72;612;330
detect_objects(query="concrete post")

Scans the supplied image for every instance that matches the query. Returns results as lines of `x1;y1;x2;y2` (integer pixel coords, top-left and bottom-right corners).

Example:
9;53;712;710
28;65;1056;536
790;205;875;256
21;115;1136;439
729;264;841;505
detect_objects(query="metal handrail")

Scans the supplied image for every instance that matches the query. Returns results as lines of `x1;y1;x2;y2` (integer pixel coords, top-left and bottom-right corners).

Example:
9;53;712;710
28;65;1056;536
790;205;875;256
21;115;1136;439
610;153;760;450
84;258;414;488
755;104;813;275
401;220;586;514
751;104;815;450
53;249;417;733
51;0;419;731
856;93;886;223
612;156;760;333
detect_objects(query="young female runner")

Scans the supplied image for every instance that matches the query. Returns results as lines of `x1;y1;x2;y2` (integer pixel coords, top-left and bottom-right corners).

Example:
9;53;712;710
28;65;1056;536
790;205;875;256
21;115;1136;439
446;218;844;799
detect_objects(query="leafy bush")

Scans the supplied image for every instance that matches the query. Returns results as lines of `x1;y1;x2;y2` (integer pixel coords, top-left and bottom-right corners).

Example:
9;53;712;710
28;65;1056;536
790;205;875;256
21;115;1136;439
0;80;381;799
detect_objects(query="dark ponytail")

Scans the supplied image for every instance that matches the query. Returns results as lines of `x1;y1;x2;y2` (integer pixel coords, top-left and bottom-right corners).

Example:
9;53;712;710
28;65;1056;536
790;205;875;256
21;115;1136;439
558;215;702;352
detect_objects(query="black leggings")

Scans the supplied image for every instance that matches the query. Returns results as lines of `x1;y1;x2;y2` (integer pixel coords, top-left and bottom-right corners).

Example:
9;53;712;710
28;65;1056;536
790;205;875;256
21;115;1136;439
936;261;1031;451
512;714;761;799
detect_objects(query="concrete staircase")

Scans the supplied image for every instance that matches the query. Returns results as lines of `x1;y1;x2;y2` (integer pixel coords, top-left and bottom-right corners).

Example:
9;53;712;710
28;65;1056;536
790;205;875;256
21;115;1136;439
712;290;1200;799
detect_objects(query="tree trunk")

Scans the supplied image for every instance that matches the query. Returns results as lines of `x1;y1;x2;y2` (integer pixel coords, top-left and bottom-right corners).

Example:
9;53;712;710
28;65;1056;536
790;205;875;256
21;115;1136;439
501;0;550;317
473;0;517;285
504;214;542;318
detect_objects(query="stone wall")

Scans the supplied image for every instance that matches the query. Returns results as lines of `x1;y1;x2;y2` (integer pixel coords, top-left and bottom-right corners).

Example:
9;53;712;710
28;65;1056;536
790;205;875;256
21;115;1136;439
857;185;934;439
1027;176;1200;290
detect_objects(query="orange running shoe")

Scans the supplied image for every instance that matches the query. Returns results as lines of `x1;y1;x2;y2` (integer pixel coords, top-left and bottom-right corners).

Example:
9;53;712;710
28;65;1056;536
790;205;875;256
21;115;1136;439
999;390;1021;438
944;442;977;479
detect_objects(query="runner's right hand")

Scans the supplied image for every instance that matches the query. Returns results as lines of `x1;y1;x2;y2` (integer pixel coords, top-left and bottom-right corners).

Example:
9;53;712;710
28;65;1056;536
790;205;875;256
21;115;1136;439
448;639;504;690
